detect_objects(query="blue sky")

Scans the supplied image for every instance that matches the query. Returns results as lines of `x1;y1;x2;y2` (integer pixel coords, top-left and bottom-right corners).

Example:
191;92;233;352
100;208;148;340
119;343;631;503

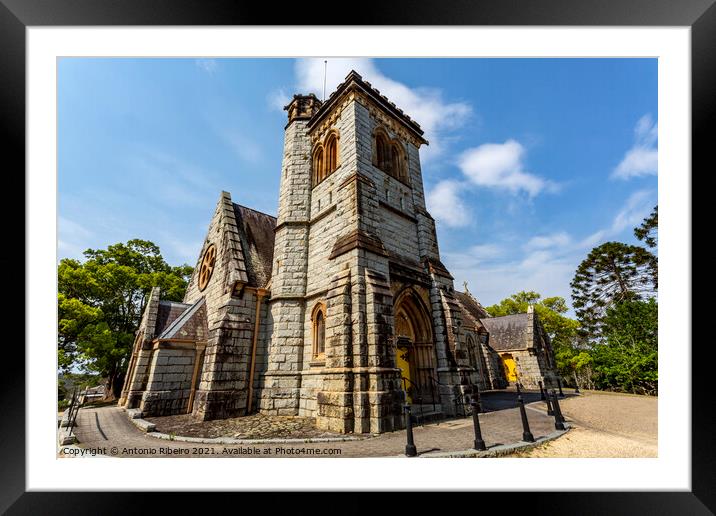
58;58;657;312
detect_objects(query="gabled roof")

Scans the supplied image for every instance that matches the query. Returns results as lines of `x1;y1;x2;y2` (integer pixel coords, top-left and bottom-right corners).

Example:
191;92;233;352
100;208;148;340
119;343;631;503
454;290;490;328
480;313;531;351
233;203;276;288
157;298;206;340
155;300;192;337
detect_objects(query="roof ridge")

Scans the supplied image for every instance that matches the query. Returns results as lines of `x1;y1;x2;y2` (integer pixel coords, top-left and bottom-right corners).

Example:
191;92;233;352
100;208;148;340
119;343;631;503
232;202;277;221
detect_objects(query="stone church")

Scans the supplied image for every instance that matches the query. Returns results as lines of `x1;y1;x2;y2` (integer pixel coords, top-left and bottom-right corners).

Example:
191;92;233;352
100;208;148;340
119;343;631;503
118;70;558;433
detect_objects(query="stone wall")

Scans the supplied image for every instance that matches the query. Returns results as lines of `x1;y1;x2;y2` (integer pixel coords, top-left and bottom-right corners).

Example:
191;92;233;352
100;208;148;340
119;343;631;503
139;347;196;415
184;192;259;420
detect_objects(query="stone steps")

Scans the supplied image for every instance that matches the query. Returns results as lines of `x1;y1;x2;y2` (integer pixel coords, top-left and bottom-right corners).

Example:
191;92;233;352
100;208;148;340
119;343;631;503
409;404;445;425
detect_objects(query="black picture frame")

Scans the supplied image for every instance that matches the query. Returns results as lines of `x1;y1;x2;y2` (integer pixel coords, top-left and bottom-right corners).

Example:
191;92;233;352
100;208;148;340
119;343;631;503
2;1;710;514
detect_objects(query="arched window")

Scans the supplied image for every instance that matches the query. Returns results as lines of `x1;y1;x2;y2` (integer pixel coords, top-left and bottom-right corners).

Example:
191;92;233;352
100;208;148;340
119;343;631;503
391;144;402;180
374;129;409;184
375;133;389;172
325;134;338;174
312;304;326;357
312;146;324;186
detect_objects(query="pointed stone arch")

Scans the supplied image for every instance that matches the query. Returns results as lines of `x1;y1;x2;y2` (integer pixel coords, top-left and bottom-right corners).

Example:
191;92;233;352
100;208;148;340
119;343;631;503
393;287;438;403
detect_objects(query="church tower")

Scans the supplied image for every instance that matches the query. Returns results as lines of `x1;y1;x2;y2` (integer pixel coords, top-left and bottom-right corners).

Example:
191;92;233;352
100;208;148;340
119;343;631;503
260;71;476;433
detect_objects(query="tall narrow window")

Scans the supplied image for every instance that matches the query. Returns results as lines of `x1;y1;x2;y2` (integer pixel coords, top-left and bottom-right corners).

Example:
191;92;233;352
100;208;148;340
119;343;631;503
313;146;324;186
312;304;326;357
376;134;388;172
325;135;338;174
391;144;401;180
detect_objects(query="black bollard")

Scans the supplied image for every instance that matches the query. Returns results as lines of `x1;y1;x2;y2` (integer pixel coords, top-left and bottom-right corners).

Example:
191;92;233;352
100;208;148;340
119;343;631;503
474;390;482;414
538;380;546;401
557;378;565;398
545;388;554;416
574;382;580;394
515;381;521;395
470;399;487;450
550;390;566;431
404;404;418;456
517;393;535;442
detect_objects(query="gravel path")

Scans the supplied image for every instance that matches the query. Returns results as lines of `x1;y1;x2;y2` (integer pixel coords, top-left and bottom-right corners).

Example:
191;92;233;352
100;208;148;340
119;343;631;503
507;390;657;458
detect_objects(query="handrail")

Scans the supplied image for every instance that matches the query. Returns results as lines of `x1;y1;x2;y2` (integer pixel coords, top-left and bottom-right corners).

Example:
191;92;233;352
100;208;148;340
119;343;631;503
400;376;426;426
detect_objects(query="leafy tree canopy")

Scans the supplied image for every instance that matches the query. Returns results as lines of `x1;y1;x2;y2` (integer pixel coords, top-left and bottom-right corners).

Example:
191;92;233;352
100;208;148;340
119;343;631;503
58;239;192;399
591;298;658;395
570;241;657;338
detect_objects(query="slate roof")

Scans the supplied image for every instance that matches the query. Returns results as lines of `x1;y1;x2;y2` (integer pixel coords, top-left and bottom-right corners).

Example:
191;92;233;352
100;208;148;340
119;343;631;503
157;298;206;340
454;290;490;328
233;203;277;288
480;313;531;351
155;301;192;336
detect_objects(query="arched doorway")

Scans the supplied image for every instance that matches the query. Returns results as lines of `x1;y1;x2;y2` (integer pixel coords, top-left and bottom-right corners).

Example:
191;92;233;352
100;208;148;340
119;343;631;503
501;353;517;383
394;289;437;404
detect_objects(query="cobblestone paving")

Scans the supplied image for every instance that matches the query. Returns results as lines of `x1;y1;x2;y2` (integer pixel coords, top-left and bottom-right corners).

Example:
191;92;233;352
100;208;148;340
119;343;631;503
62;397;557;458
144;412;342;439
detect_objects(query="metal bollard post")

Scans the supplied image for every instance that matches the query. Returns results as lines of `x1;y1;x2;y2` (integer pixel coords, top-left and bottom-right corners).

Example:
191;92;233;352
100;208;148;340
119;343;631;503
545;388;554;416
404;404;418;457
557;378;565;398
538;380;546;401
551;390;566;431
470;399;487;450
517;393;535;442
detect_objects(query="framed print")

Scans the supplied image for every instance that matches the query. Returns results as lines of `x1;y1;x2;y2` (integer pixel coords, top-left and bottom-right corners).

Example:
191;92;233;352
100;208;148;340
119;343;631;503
2;0;712;513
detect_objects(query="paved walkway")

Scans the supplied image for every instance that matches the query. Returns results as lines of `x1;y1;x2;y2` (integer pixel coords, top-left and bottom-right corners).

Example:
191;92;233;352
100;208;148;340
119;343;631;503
61;393;559;458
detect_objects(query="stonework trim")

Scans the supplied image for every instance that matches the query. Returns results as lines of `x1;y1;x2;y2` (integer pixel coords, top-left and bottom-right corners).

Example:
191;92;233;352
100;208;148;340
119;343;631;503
329;229;388;260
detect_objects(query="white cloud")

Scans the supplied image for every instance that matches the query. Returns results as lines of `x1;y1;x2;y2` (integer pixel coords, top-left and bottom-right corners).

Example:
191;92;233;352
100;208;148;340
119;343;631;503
612;114;658;179
267;88;290;112
611;189;656;233
457;140;557;197
294;58;472;161
443;244;505;269
195;59;218;74
443;189;656;312
426;180;471;228
445;244;578;311
525;232;571;251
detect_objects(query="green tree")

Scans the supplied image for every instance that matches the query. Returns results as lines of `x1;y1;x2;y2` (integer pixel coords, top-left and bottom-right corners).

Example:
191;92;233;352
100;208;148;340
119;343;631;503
634;205;658;249
570;242;657;339
486;291;581;380
58;239;192;399
634;205;658;288
590;298;658;395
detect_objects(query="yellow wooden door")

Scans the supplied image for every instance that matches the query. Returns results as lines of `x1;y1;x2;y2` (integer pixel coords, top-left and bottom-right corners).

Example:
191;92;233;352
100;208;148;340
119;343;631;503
502;355;517;382
396;345;412;403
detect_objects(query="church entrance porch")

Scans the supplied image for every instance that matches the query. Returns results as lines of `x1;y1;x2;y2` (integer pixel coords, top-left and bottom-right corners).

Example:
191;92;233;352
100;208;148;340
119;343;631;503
394;288;439;407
